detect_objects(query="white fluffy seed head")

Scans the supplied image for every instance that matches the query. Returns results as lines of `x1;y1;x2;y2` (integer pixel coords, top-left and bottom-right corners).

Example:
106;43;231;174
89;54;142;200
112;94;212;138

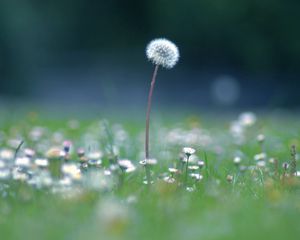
146;38;179;69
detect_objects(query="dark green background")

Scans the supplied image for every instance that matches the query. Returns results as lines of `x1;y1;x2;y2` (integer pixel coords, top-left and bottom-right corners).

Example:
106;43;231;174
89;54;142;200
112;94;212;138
0;0;299;108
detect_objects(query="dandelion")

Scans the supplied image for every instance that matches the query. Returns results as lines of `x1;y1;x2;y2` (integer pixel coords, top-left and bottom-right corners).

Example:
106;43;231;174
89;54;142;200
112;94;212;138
144;38;179;185
146;38;179;69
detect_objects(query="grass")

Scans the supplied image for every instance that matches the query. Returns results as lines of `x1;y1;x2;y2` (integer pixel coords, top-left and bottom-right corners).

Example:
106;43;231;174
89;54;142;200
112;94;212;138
0;110;300;240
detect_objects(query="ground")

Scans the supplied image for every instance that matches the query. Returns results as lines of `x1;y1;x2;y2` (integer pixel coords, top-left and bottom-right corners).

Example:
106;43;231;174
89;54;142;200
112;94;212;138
0;110;299;240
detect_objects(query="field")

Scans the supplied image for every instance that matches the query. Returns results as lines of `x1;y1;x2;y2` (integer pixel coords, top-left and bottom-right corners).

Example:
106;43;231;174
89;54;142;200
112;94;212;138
0;109;299;240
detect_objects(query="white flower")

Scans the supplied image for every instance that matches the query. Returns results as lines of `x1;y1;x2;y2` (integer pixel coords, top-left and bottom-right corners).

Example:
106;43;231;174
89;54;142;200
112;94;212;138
118;159;136;173
15;157;31;168
35;158;49;168
182;147;196;156
254;152;267;161
233;156;241;165
257;134;265;143
62;163;81;180
146;38;179;69
238;112;256;127
139;158;157;166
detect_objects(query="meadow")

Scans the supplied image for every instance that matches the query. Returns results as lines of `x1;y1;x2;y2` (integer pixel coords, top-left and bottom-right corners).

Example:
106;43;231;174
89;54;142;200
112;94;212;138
0;109;299;240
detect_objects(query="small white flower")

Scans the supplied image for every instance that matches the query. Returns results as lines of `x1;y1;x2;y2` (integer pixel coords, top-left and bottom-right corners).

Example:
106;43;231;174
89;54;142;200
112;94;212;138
87;151;103;160
0;149;14;160
182;147;196;156
24;148;35;158
190;173;203;181
118;159;136;173
254;152;267;161
238;112;256;127
15;157;31;168
256;161;266;168
163;176;176;183
62;163;81;180
35;158;49;168
233;156;241;165
188;165;199;171
257;134;265;143
197;160;205;168
139;158;157;166
168;167;178;173
0;168;10;180
146;38;179;69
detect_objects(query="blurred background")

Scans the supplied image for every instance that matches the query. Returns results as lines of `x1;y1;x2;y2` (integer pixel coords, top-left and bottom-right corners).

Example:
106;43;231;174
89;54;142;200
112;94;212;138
0;0;300;111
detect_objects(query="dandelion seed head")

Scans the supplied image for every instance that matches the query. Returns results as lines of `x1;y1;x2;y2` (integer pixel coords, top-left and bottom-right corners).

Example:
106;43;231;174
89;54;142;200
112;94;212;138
146;38;179;69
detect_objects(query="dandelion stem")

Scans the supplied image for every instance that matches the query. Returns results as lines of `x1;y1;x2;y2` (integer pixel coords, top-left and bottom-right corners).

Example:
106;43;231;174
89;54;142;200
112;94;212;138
145;64;159;160
144;64;159;185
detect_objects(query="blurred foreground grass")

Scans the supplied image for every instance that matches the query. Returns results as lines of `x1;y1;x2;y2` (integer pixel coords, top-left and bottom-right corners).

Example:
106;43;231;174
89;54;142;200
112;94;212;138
0;110;299;240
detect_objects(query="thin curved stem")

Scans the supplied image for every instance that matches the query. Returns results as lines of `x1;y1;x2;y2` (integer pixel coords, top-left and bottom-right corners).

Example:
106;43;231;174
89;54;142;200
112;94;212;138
145;64;159;160
144;64;159;185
